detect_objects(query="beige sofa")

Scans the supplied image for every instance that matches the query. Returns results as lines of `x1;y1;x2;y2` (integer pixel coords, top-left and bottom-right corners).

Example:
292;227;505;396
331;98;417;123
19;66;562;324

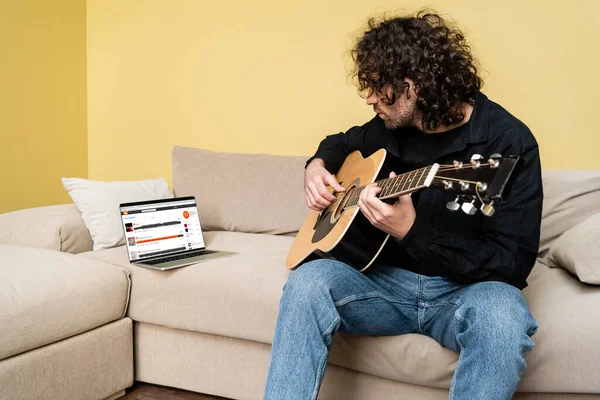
1;146;600;400
0;244;133;400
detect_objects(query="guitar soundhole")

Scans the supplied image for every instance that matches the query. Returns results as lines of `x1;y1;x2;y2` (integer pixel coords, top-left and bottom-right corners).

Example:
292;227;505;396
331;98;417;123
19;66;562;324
331;185;356;222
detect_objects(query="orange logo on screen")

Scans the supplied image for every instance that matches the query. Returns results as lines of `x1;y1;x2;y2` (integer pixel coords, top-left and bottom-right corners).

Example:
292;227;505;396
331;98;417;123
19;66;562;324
183;210;190;219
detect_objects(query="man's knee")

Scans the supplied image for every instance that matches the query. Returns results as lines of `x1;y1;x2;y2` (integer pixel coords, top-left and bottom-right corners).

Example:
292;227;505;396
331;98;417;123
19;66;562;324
282;259;351;303
456;282;538;351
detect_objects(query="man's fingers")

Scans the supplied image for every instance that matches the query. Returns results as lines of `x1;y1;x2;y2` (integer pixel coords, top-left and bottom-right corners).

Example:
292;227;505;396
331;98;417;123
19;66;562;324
316;185;337;202
359;184;384;224
308;184;335;209
325;175;345;192
397;194;412;206
366;185;391;213
308;182;335;206
305;190;321;211
358;196;375;223
310;179;336;202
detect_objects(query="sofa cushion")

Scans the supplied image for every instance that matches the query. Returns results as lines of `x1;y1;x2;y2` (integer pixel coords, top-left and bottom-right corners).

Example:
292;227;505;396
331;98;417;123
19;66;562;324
0;204;93;254
545;211;600;284
0;245;131;360
79;231;292;345
62;177;174;251
172;146;309;235
518;262;600;392
539;169;600;257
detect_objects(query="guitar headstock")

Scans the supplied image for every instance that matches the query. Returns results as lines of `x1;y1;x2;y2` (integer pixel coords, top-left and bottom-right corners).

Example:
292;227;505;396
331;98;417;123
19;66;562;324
429;154;519;217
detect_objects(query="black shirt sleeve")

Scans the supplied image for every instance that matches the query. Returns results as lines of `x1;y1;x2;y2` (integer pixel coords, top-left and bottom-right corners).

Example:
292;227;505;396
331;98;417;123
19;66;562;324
396;144;543;288
305;118;380;173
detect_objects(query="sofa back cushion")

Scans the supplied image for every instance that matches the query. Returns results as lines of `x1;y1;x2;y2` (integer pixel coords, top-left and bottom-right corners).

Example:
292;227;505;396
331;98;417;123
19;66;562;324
539;169;600;256
545;211;600;284
0;204;93;254
172;146;309;234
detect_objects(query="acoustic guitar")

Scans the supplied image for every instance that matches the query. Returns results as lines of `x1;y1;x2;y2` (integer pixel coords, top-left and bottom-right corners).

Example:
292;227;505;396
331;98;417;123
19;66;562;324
286;149;518;271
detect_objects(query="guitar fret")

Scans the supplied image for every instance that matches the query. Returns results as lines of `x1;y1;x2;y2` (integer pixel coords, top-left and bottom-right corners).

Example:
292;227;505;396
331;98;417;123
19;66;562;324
395;173;408;196
392;174;403;195
400;172;409;193
412;168;425;189
412;169;421;187
414;169;423;188
384;177;396;198
386;178;396;197
401;171;412;193
391;175;402;195
379;179;390;198
398;175;406;193
411;170;418;189
417;167;427;187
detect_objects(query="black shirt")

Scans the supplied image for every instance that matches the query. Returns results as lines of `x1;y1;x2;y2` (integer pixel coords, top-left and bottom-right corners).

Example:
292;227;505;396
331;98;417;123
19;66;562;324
307;92;543;289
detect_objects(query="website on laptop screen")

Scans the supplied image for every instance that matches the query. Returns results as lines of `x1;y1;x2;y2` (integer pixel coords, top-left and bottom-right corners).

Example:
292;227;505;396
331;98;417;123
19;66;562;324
120;199;205;261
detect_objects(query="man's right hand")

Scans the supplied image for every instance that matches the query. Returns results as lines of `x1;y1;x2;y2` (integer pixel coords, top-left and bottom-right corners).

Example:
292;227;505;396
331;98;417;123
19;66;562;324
304;159;345;211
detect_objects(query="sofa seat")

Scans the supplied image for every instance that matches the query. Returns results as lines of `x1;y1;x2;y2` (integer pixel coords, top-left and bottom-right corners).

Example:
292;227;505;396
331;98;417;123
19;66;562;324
79;231;293;345
0;244;131;360
79;232;600;394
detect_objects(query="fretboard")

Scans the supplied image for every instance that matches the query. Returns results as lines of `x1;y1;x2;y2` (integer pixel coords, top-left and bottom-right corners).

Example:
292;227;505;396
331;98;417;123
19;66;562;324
343;166;433;209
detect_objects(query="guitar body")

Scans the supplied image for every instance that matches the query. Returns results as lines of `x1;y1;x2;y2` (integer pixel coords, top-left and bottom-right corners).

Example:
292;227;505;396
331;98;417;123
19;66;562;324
286;149;389;271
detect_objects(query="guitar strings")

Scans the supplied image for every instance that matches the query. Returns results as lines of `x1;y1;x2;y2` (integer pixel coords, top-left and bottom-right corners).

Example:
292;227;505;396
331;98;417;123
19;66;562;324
330;161;495;203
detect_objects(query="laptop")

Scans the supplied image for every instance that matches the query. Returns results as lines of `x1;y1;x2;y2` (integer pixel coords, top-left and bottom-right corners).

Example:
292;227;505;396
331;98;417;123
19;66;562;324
119;196;237;270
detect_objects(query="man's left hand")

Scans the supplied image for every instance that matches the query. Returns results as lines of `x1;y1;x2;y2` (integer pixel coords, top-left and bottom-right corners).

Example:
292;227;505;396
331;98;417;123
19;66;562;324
358;171;416;240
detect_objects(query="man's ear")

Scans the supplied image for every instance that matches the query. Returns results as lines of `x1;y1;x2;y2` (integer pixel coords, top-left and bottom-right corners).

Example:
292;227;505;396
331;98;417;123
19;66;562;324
404;77;418;98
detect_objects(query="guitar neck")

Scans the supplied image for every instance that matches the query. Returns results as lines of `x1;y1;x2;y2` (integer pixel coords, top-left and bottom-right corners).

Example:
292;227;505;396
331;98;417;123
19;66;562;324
343;164;439;209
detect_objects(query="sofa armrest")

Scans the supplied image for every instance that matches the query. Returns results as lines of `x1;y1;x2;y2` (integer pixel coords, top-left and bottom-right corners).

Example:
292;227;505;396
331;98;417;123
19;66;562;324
0;204;93;254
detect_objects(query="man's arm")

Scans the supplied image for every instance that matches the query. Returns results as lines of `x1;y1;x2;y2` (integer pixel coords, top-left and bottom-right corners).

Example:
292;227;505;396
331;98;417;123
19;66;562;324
304;119;378;210
396;144;543;288
306;119;376;173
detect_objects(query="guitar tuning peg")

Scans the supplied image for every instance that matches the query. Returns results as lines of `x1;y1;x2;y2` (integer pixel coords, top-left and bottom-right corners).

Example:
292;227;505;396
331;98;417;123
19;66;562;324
446;196;461;212
470;154;483;169
460;181;470;191
488;154;502;169
461;198;477;215
453;160;463;169
480;201;496;217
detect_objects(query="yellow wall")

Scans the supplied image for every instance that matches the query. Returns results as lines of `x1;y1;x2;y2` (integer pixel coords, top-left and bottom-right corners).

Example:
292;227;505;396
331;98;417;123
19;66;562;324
0;0;88;213
86;0;599;185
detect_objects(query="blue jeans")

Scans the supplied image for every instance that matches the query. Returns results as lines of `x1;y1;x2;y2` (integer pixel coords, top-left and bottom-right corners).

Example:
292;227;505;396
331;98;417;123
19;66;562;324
263;259;538;400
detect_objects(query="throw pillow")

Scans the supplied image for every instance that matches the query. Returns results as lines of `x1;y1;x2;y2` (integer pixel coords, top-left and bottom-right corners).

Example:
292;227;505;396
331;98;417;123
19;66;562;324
539;169;600;257
546;211;600;285
62;177;173;251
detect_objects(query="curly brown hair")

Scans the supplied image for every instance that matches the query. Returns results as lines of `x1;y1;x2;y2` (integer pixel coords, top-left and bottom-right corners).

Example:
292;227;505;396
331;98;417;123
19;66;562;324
352;11;482;131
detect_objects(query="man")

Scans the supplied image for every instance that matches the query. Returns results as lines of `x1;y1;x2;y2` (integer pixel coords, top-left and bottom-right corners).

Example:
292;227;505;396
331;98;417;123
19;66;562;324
264;11;542;400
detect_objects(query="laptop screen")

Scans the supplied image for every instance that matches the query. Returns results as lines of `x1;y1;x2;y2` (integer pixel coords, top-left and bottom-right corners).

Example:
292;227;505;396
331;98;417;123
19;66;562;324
120;197;205;261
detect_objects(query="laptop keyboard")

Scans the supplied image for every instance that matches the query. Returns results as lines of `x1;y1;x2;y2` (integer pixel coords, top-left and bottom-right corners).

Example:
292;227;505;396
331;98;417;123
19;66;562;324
141;250;217;265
